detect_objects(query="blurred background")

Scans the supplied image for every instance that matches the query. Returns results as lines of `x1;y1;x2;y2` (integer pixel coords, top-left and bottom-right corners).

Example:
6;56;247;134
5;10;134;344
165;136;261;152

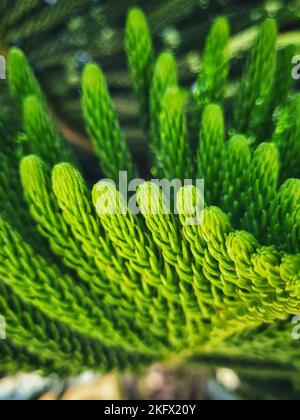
1;362;300;400
0;0;300;400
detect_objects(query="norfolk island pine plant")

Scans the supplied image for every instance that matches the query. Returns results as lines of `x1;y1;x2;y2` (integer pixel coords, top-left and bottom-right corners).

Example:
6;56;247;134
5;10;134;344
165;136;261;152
0;8;299;377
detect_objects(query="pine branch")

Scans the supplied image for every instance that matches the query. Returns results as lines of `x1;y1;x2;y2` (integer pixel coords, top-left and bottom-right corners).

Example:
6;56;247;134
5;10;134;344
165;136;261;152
92;181;187;348
8;48;45;108
23;96;73;165
0;340;59;378
0;146;48;255
269;179;300;253
0;216;155;367
0;279;124;376
222;320;300;373
51;162;122;290
20;155;101;283
261;45;296;140
224;231;299;317
82;63;136;182
51;163;167;353
209;246;300;347
195;16;230;108
273;94;300;181
150;52;178;171
20;157;161;356
176;186;222;320
241;143;279;243
0;218;153;373
197;104;225;206
125;8;154;128
177;187;300;343
158;87;193;180
235;19;277;140
137;182;204;340
221;135;251;227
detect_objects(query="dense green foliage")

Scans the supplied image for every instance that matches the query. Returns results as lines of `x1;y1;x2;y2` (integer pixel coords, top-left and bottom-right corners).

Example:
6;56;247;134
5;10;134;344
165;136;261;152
0;7;299;377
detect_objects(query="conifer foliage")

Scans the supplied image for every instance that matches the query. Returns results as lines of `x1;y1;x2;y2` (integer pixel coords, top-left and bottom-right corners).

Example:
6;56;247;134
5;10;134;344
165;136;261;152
0;8;299;376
